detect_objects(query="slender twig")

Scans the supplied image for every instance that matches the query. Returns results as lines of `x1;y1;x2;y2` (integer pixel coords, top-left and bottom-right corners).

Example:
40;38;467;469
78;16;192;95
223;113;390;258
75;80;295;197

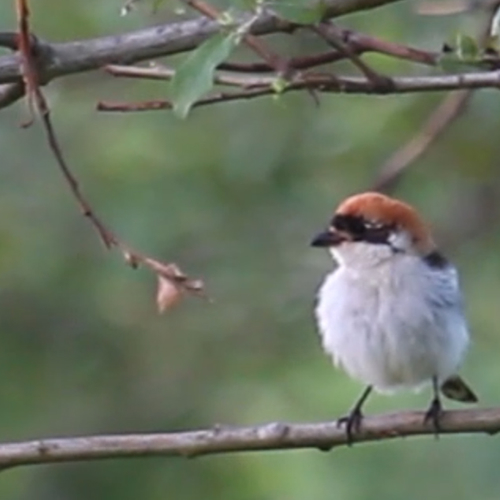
14;0;204;300
15;0;38;123
217;33;441;73
104;30;443;80
97;87;272;111
105;35;440;79
323;25;438;66
217;51;347;73
105;63;275;87
374;90;472;192
312;22;394;90
0;409;497;470
97;70;500;113
183;0;288;73
312;71;500;93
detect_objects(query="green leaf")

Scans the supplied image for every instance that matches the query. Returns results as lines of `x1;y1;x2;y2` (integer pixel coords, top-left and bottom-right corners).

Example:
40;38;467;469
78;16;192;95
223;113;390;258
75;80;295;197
270;0;326;24
456;33;478;61
170;32;240;119
438;33;492;73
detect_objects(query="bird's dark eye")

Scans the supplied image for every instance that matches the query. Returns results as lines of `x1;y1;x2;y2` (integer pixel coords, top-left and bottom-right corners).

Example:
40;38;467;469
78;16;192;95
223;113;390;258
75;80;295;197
332;214;366;235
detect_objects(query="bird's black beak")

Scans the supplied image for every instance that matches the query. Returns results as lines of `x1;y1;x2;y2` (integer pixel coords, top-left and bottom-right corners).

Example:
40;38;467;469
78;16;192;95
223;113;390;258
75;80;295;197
311;229;345;247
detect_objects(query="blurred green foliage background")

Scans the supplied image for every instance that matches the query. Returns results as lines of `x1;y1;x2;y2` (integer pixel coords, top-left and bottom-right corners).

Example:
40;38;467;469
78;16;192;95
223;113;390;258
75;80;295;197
0;1;499;499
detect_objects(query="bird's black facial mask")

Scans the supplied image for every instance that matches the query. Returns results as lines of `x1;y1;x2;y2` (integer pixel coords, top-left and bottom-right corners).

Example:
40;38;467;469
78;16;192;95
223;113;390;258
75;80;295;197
332;214;393;245
311;214;395;248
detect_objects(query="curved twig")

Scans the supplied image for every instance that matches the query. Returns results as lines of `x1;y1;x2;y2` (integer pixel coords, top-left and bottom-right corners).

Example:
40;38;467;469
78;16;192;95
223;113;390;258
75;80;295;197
373;89;472;192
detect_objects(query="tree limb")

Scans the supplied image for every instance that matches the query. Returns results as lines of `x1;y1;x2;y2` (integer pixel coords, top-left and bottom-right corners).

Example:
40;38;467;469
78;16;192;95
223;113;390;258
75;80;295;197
0;409;497;470
0;0;406;85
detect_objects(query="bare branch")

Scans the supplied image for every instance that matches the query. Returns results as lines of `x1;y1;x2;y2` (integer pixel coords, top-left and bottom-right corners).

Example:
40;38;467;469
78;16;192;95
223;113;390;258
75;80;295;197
97;70;500;113
0;409;497;470
311;71;500;93
323;25;438;66
216;31;439;73
105;63;276;87
217;50;348;73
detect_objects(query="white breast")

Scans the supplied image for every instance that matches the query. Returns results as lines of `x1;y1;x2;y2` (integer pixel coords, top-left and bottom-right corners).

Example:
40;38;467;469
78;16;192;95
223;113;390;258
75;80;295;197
315;254;469;393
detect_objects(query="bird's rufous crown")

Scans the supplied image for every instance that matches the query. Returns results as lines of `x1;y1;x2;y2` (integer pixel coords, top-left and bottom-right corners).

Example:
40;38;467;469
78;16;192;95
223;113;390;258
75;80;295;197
334;192;435;254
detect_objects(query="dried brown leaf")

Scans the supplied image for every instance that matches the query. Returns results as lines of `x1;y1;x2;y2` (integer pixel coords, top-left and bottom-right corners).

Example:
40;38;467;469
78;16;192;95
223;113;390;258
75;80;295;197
156;275;182;313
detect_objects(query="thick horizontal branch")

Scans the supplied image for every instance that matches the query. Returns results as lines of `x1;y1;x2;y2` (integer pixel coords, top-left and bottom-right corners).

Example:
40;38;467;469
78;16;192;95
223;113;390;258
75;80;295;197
0;0;405;85
0;408;498;470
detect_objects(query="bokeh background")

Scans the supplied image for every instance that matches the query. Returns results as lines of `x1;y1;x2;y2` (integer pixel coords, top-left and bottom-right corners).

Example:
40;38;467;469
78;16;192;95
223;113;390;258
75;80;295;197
0;1;499;499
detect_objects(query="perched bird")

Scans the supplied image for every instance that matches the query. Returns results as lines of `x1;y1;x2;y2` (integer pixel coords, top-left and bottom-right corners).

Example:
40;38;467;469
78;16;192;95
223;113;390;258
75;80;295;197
312;192;477;443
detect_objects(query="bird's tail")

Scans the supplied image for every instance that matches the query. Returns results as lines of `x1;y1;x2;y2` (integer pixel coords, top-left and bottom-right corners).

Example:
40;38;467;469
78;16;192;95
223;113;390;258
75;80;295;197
441;375;478;403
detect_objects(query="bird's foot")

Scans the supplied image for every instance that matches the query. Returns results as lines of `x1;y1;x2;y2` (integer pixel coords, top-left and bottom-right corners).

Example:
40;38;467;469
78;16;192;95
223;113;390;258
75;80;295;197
424;396;443;439
337;407;363;446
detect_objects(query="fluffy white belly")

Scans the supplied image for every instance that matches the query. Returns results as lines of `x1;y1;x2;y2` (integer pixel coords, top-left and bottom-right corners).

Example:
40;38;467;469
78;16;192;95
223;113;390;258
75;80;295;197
315;264;468;393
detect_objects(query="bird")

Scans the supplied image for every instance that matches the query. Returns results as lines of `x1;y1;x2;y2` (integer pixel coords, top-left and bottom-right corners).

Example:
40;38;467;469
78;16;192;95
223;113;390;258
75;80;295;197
311;192;477;443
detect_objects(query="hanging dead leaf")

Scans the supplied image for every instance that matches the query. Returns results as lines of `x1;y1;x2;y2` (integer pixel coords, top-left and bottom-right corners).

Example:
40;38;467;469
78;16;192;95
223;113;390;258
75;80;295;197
156;275;182;313
144;257;206;297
